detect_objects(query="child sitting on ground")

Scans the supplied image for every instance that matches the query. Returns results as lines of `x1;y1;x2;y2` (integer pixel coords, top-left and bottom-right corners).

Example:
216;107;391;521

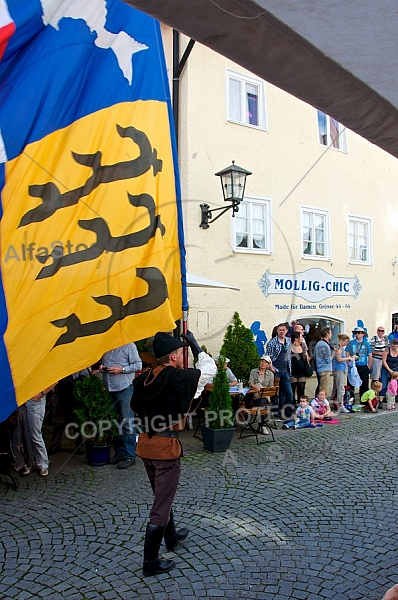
360;381;383;412
283;395;315;429
386;371;398;411
311;389;333;420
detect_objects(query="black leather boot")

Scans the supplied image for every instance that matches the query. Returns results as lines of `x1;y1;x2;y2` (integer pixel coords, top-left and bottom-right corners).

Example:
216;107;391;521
143;523;175;576
164;510;189;551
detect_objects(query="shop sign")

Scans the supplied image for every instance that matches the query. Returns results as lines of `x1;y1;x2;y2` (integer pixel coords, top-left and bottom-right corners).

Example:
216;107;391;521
258;268;362;303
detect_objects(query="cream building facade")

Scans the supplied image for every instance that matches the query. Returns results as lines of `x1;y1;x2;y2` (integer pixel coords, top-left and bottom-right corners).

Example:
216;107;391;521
163;28;398;354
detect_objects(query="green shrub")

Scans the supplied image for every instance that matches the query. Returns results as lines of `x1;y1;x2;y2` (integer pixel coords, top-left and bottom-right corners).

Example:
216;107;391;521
207;357;234;429
74;375;118;445
220;312;259;383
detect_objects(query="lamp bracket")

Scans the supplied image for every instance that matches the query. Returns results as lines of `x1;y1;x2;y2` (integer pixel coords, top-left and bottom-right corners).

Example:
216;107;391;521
199;201;240;229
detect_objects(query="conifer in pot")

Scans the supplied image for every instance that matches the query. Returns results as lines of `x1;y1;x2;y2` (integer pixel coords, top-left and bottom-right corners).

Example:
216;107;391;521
201;356;235;452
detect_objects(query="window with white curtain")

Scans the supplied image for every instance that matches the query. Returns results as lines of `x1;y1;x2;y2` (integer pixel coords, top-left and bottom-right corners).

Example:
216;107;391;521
348;216;371;264
227;70;266;129
317;110;347;151
234;198;271;253
301;207;330;259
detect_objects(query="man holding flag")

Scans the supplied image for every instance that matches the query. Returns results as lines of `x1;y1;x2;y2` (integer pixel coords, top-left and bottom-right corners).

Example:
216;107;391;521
133;331;216;575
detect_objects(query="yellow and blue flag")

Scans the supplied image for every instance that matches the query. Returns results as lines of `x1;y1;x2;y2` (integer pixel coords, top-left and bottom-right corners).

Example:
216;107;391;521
0;0;186;420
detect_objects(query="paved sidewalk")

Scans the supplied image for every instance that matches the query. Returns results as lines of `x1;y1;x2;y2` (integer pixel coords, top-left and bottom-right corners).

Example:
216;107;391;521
1;408;398;600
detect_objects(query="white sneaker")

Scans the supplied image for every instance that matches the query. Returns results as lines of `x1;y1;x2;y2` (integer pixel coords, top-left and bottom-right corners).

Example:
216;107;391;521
339;406;350;413
39;467;49;477
261;426;270;435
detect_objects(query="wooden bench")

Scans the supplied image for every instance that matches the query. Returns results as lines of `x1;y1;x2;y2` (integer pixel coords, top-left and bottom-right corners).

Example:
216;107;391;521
235;385;279;444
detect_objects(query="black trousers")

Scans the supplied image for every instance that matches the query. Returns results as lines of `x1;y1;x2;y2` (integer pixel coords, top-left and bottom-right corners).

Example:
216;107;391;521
142;458;182;527
291;380;306;403
354;364;370;397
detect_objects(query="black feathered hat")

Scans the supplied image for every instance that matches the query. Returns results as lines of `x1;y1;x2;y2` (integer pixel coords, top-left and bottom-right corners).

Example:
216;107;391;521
153;332;189;358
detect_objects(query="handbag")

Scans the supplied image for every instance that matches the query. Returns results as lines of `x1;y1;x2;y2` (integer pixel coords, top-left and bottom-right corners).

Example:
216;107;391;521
304;360;313;377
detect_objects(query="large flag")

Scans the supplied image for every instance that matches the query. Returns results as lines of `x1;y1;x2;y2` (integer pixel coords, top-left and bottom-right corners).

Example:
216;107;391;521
0;0;186;421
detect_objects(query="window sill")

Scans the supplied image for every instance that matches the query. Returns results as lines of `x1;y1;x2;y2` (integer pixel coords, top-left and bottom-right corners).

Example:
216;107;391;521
319;143;347;154
348;260;371;266
301;254;331;261
233;248;271;255
228;118;267;132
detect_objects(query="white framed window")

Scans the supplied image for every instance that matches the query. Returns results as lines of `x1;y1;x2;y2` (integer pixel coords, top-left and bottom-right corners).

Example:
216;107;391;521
301;207;330;259
317;110;347;152
227;70;267;130
233;197;272;253
348;216;372;264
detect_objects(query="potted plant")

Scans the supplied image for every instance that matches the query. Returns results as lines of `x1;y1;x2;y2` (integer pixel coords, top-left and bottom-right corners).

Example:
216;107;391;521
73;375;118;466
201;356;235;452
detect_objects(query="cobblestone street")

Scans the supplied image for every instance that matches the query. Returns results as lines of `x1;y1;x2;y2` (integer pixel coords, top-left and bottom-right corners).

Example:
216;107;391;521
1;409;398;600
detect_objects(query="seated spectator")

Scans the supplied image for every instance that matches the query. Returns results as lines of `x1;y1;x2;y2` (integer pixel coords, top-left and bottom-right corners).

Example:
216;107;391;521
311;389;333;420
360;381;383;412
248;355;274;402
214;356;238;386
282;395;315;429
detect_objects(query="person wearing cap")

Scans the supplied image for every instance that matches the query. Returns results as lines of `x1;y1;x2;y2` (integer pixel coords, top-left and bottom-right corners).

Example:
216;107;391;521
248;355;274;400
213;356;238;386
346;327;372;397
132;331;216;576
379;337;398;405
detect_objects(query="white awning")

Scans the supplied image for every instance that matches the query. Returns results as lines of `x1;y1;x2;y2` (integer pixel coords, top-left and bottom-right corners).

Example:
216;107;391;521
186;272;240;291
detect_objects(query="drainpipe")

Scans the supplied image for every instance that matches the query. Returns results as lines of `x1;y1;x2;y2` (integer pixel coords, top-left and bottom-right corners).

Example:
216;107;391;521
172;30;195;149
